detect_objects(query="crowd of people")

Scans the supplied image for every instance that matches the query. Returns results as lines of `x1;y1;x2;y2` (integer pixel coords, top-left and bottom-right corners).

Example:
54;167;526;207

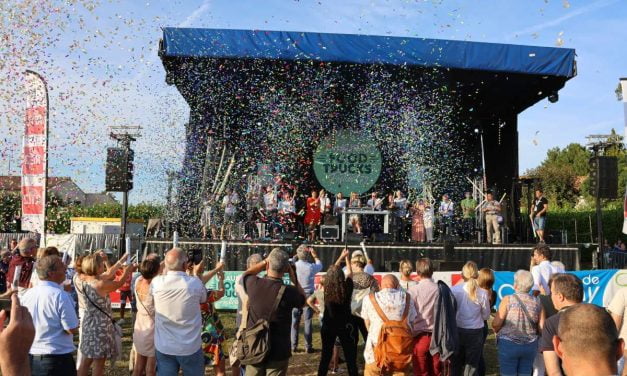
0;239;623;376
200;181;550;245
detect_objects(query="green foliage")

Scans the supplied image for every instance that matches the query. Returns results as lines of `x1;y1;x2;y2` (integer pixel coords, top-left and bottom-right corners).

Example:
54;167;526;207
542;143;592;176
543;206;625;245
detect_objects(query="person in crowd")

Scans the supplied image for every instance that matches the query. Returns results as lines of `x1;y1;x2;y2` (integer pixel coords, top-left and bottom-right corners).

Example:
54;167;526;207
149;248;208;375
492;270;543;376
348;192;362;234
450;261;491;376
304;190;321;241
0;249;10;294
29;246;60;288
361;274;418;375
6;238;37;297
22;255;79;375
477;268;496;376
344;249;375;276
531;244;563;296
423;201;435;242
201;194;218;240
318;249;358;376
409;199;426;242
608;283;627;375
438;194;455;238
222;188;240;239
482;191;502;244
539;273;583;376
530;188;548;243
554;303;624;376
292;244;323;353
399;260;417;290
9;239;18;253
241;248;306;375
77;253;136;376
132;257;161;376
307;275;342;373
0;293;36;375
460;192;477;242
231;253;263;376
115;265;134;325
348;249;379;347
407;258;441;376
199;266;226;375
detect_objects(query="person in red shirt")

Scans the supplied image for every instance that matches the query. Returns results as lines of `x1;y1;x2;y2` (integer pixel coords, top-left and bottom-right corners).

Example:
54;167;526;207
115;267;134;324
6;238;37;296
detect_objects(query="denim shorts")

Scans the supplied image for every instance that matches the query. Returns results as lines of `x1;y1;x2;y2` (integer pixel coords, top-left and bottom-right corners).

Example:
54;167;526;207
534;216;546;230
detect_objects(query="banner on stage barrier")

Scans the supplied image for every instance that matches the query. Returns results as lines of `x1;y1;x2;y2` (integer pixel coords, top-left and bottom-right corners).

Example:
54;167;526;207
197;269;627;311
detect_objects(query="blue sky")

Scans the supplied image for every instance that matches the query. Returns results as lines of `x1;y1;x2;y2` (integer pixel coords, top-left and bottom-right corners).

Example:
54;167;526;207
1;0;625;203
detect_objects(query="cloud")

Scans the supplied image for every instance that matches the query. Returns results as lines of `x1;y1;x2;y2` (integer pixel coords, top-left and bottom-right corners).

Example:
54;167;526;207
506;0;620;40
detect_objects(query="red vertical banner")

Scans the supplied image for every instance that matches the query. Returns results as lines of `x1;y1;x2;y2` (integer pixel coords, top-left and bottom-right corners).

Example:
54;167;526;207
21;71;48;235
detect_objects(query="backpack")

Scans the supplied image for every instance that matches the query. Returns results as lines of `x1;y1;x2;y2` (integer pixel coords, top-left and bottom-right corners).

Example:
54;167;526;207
369;293;414;372
234;285;286;365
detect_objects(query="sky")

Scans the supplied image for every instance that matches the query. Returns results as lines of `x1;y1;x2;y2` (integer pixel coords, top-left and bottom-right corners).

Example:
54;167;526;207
0;0;625;204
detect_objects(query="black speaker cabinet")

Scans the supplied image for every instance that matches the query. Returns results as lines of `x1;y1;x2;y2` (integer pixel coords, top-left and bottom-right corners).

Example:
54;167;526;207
320;225;339;240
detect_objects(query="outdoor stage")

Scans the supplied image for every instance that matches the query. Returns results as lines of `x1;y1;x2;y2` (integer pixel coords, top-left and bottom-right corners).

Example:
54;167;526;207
144;238;581;272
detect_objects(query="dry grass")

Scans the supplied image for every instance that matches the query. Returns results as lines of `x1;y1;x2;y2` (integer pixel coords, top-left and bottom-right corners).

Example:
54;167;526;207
106;311;499;375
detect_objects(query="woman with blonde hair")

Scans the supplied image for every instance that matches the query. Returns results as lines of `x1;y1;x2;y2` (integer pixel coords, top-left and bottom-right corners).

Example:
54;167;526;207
450;261;491;376
77;253;136;376
348;192;362;234
398;260;417;290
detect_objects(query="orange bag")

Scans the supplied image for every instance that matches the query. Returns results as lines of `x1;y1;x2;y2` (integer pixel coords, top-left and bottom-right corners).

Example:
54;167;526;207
369;293;414;372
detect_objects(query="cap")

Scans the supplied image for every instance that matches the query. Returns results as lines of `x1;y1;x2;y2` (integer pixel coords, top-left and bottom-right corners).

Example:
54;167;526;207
351;250;364;258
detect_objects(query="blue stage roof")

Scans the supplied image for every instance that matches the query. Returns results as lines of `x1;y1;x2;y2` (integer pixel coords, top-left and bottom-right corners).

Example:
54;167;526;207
161;27;576;78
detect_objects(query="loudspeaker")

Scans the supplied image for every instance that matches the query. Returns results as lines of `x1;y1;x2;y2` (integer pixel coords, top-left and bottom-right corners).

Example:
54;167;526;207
443;240;455;261
590;156;618;199
105;147;133;192
346;233;363;243
320;225;339;240
372;233;393;242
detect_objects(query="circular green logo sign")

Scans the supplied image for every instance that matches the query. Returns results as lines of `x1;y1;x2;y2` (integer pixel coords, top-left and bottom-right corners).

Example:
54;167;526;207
313;130;382;195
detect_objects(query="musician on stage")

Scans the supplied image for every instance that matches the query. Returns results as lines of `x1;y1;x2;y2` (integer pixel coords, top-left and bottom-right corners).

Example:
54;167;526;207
460;191;477;242
482;191;501;244
304;190;321;241
319;189;332;224
409;199;426;242
333;192;347;224
348;192;362;234
200;193;218;240
438;194;455;238
365;191;383;236
263;185;278;211
531;189;548;243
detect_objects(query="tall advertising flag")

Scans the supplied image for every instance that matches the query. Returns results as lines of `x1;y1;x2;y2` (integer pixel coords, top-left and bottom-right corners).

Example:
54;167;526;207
21;70;48;237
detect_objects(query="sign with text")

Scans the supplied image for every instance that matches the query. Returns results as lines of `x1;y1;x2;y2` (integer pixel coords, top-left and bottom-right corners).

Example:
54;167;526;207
313;130;382;195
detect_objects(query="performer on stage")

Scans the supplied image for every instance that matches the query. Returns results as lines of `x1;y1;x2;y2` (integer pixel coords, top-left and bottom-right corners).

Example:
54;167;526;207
278;190;297;234
348;192;362;234
482;191;502;244
319;189;332;224
423;201;435;242
366;192;383;210
365;191;383;236
263;185;278;211
531;189;548;243
304;190;321;241
333;192;347;224
460;191;477;242
438;194;455;238
409;199;426;242
221;188;240;239
394;191;408;241
200;194;218;240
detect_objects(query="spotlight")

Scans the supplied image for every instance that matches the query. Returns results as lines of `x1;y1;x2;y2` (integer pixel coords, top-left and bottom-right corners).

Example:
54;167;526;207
548;91;559;103
474;128;479;133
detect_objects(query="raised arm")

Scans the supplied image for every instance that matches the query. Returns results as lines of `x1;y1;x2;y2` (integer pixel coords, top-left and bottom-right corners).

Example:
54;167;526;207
197;260;225;285
334;248;350;267
96;263;136;295
99;252;127;281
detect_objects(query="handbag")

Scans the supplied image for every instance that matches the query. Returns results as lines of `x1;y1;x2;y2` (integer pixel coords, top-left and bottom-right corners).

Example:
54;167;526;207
79;281;123;362
234;284;286;365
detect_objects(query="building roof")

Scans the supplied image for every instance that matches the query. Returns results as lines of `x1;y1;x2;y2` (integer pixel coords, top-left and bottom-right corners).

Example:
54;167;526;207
160;27;576;77
0;176;73;192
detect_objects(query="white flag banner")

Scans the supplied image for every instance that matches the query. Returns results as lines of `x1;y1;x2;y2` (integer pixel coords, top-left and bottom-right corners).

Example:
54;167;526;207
21;70;48;235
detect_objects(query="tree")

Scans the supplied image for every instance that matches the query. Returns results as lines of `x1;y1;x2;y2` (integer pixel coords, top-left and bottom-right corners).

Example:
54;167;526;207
541;143;592;176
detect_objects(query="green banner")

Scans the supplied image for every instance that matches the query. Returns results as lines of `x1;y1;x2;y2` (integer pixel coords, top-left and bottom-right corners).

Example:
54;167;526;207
206;271;290;310
313;130;382;195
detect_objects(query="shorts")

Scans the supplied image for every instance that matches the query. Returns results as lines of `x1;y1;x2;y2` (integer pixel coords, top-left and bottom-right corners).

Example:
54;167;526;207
534;216;546;230
120;289;133;303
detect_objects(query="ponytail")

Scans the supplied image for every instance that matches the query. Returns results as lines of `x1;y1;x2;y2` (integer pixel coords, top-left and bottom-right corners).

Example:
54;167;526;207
462;261;480;302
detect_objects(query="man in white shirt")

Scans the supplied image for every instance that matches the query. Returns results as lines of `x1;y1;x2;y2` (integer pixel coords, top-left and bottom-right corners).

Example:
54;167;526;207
531;245;563;296
222;188;240;239
22;255;79;375
438;194;455;237
292;245;323;353
482;191;502;244
361;274;418;375
150;248;207;375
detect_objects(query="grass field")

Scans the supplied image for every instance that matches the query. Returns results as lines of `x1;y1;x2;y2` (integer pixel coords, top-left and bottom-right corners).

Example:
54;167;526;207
107;311;500;375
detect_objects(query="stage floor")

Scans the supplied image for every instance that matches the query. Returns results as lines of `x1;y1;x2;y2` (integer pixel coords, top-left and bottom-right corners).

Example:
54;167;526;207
145;238;581;272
